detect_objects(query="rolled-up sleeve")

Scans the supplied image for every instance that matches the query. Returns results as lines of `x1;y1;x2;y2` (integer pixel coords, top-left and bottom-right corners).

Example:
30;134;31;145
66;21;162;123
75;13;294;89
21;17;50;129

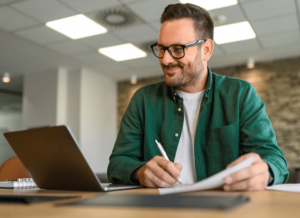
107;90;146;185
239;82;289;185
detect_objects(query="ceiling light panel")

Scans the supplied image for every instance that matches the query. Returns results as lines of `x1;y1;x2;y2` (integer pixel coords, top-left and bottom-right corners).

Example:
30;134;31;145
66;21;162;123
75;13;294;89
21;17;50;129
99;43;147;61
214;21;256;44
179;0;238;10
46;14;107;39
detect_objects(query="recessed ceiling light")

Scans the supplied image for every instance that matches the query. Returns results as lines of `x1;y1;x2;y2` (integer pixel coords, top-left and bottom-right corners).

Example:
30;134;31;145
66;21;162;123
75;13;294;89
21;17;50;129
179;0;238;10
46;14;107;39
99;43;147;61
214;21;256;44
2;72;10;83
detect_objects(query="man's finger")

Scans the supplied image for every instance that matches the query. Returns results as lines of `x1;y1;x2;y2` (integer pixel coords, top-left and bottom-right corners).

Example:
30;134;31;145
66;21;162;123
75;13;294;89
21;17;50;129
224;172;265;191
156;158;181;181
150;171;173;188
225;161;268;184
247;180;268;191
146;160;176;185
226;153;260;169
174;163;183;171
144;168;172;188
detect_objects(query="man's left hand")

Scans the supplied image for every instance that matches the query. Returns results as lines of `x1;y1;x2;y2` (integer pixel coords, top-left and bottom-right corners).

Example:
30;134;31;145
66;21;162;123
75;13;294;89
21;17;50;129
223;153;269;191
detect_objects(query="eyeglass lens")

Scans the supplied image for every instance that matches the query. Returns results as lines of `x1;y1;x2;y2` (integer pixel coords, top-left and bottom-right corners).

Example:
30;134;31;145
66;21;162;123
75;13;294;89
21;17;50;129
153;45;184;58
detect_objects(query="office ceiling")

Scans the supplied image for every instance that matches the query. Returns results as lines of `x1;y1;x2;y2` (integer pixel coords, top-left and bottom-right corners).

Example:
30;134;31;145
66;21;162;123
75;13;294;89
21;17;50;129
0;0;299;86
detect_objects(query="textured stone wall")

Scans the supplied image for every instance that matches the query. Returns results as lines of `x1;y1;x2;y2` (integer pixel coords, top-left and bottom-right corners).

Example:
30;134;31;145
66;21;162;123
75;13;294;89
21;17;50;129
117;56;300;168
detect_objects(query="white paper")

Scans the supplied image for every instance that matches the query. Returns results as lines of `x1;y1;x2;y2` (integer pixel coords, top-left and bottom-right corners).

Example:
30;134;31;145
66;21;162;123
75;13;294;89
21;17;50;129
266;184;300;193
159;156;254;195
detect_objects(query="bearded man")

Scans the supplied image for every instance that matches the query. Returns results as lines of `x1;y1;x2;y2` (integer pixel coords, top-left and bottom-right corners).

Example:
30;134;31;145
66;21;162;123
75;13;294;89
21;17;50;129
107;3;289;191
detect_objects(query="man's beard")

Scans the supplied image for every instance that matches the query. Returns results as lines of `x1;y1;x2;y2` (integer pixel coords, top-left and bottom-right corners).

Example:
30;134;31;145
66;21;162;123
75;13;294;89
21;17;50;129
161;52;204;88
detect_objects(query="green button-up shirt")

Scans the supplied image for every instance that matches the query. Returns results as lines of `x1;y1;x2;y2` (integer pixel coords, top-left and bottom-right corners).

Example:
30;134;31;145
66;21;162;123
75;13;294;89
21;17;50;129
108;67;289;185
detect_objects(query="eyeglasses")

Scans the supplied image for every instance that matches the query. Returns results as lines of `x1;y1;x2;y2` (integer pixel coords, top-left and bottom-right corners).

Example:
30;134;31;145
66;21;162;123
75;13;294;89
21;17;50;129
150;39;207;59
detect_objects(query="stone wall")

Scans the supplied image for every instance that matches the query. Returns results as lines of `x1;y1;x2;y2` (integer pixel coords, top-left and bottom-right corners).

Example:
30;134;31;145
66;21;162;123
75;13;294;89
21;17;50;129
117;56;300;168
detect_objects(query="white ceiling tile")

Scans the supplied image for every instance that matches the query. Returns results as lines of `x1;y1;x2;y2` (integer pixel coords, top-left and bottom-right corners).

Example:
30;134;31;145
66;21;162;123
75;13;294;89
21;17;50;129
238;0;260;2
47;41;92;55
211;44;224;57
11;0;76;22
220;39;261;54
0;0;21;6
0;7;37;31
112;24;158;43
77;33;123;49
127;0;178;22
122;56;158;68
74;52;113;64
96;61;130;72
209;5;246;27
60;0;121;13
119;0;147;4
241;0;296;21
15;25;68;44
149;21;161;32
252;15;299;36
260;31;300;49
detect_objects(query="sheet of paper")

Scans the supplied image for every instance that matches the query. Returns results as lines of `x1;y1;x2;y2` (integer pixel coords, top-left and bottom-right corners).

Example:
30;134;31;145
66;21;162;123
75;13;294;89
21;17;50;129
159;156;254;195
266;184;300;193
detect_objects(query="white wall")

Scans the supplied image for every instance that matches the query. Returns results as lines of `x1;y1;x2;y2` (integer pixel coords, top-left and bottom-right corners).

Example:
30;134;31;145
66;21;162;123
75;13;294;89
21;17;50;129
22;70;58;129
22;68;117;173
80;69;117;173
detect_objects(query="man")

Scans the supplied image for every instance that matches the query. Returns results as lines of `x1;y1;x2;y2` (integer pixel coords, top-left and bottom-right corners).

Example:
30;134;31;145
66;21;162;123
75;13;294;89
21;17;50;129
108;3;289;191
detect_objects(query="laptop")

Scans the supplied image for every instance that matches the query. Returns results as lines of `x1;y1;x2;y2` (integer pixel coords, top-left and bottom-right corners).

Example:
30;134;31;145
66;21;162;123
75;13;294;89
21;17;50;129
4;125;142;192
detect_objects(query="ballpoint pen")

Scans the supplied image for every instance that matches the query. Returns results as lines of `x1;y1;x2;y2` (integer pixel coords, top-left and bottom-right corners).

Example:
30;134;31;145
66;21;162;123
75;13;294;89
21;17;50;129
155;140;182;185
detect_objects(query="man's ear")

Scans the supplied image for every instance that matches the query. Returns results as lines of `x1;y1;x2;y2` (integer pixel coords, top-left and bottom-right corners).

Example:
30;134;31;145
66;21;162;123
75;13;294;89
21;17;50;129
202;39;214;61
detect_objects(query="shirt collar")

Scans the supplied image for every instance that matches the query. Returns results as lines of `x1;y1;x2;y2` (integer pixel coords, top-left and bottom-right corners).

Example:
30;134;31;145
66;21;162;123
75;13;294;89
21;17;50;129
169;67;213;102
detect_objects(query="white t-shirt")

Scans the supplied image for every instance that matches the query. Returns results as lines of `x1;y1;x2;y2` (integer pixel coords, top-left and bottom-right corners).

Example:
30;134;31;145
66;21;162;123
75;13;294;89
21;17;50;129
174;89;206;184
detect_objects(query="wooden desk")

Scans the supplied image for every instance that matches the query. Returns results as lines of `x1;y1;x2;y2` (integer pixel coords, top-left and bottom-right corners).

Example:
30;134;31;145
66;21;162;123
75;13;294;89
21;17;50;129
1;188;300;218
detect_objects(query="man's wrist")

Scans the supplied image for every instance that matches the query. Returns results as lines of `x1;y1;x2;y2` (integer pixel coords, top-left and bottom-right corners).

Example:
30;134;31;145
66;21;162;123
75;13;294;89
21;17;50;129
130;168;140;185
268;167;274;185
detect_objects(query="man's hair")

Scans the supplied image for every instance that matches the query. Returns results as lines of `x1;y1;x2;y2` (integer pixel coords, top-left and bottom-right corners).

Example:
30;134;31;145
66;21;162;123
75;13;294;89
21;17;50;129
160;3;214;40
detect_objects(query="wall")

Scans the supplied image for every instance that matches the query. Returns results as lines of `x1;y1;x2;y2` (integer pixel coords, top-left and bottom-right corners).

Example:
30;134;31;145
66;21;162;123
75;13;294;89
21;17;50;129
80;69;117;173
22;68;117;173
22;69;58;129
117;56;300;168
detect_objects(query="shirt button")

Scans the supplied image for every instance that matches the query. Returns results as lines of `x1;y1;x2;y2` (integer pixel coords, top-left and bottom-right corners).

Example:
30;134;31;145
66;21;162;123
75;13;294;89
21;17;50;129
178;108;181;112
175;133;178;137
173;97;175;100
174;93;177;96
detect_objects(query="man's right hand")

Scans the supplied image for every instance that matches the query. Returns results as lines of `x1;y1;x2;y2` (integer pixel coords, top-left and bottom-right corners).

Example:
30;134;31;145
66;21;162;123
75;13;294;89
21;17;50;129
134;156;182;188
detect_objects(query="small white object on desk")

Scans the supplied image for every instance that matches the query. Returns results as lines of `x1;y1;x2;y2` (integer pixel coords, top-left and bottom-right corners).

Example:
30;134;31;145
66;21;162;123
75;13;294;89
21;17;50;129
0;178;37;189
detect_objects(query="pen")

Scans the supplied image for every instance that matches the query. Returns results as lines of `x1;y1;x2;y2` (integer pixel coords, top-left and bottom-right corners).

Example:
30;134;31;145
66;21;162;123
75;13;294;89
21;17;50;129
155;140;182;185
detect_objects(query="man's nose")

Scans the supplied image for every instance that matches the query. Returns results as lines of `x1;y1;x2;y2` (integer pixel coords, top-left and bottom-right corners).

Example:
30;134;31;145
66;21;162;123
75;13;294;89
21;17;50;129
161;49;174;65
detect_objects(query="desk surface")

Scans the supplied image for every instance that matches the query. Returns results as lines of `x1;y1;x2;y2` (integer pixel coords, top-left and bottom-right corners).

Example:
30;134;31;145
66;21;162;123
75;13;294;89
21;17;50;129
0;188;299;218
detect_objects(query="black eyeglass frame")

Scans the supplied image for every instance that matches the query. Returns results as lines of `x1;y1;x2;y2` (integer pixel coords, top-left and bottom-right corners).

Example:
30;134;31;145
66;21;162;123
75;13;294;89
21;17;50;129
150;39;207;59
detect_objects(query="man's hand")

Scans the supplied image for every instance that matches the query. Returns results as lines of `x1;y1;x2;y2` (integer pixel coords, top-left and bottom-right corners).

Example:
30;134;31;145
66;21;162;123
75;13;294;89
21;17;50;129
134;156;182;188
224;153;269;191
